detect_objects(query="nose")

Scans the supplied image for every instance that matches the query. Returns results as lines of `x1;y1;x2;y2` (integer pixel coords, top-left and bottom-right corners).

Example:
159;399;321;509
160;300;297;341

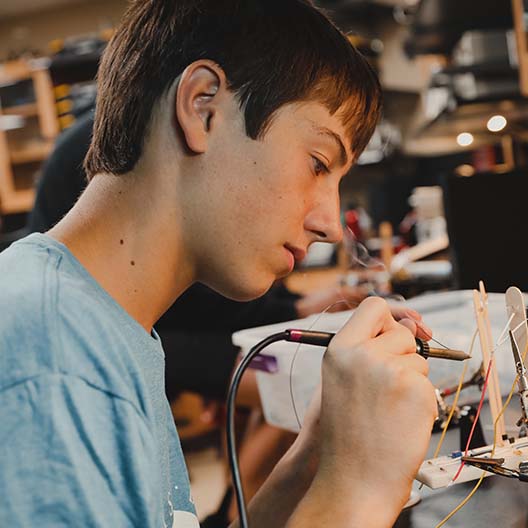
304;186;343;244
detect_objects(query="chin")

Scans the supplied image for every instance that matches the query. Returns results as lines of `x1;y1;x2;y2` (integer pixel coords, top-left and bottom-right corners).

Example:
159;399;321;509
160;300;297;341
206;274;274;302
229;282;272;302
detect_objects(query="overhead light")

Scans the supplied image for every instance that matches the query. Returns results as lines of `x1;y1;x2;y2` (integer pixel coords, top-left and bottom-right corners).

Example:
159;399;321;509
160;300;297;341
455;164;475;177
487;115;507;132
457;132;474;147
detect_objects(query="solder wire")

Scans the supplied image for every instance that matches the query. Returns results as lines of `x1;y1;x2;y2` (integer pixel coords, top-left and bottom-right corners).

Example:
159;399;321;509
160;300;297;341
287;288;440;430
289;298;356;429
288;228;457;428
344;225;453;347
434;325;528;528
288;297;452;428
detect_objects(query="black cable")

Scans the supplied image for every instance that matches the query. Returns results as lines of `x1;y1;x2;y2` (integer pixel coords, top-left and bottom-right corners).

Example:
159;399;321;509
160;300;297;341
226;327;461;526
226;331;289;528
226;329;339;527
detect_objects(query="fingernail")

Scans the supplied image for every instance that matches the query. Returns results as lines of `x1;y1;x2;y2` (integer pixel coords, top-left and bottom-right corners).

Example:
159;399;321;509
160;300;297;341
406;308;421;320
420;322;433;338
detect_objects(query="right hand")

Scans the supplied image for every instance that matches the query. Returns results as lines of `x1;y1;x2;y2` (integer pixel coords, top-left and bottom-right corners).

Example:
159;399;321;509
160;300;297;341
311;296;437;524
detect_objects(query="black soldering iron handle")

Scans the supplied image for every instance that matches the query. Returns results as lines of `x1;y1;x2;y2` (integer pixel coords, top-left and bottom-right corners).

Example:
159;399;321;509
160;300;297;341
285;328;429;358
285;329;334;347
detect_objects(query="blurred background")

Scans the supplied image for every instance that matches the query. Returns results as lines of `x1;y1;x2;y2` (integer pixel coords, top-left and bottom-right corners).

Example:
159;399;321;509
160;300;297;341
1;0;527;521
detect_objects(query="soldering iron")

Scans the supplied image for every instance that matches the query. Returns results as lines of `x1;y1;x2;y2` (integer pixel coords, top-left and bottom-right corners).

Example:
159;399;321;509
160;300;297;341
226;328;470;528
286;329;470;361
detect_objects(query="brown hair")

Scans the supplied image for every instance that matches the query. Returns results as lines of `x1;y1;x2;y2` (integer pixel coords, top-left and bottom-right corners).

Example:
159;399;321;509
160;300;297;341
84;0;382;178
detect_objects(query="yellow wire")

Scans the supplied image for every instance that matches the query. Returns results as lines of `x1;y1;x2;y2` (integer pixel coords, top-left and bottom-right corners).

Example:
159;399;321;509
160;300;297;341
418;330;477;492
433;360;468;459
434;474;486;528
432;330;478;459
434;338;528;527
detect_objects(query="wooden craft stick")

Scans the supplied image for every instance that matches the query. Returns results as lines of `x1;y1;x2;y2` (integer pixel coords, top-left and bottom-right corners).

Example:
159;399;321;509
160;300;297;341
473;282;505;443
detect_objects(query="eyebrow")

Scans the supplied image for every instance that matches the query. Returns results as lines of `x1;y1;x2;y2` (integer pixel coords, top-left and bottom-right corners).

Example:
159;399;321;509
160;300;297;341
309;122;349;168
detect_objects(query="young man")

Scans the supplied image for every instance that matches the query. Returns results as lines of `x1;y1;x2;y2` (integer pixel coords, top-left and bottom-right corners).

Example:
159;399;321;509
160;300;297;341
26;108;383;527
0;1;437;527
26;109;376;407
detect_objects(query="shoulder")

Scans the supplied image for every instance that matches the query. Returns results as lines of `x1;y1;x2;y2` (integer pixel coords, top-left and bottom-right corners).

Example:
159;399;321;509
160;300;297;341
0;235;63;389
0;235;62;341
0;234;156;411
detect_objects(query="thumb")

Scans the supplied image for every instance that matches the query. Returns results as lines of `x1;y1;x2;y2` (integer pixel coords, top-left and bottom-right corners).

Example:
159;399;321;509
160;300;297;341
333;296;397;347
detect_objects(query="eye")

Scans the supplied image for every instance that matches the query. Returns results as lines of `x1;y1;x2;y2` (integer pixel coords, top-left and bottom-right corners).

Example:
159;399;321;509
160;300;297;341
312;156;329;176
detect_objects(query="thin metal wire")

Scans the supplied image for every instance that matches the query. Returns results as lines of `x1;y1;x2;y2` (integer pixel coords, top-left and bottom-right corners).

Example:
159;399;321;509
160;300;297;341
288;299;356;429
429;335;450;349
434;339;528;527
497;316;528;347
344;226;457;350
287;226;462;427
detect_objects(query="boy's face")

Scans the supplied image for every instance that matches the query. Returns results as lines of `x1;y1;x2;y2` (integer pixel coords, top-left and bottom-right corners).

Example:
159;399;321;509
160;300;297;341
188;97;353;301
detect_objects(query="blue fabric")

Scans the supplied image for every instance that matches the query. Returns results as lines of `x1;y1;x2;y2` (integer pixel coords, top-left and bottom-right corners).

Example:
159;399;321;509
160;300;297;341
0;234;199;527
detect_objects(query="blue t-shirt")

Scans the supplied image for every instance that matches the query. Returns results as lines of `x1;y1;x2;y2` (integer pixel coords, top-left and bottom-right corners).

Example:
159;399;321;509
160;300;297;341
0;234;199;527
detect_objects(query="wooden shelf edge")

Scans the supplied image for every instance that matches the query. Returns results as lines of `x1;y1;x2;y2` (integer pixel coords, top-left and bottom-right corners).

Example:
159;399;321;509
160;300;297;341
10;141;54;165
1;103;38;118
0;188;35;214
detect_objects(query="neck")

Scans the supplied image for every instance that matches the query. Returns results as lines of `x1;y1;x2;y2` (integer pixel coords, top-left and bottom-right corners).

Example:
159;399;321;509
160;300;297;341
48;170;195;332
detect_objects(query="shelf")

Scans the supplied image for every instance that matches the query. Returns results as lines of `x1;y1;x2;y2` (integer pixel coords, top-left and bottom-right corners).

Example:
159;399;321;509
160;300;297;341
1;103;38;117
10;141;54;165
0;188;35;214
0;61;32;86
0;59;58;216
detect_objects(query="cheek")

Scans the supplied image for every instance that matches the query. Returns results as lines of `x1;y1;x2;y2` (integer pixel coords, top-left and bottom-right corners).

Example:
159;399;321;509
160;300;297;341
221;145;313;235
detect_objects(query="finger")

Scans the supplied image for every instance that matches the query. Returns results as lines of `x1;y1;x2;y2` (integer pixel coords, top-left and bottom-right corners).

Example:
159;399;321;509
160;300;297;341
390;306;424;322
372;323;416;356
390;306;432;340
335;296;397;345
389;305;414;321
399;317;418;337
414;319;433;341
391;352;429;377
404;307;422;320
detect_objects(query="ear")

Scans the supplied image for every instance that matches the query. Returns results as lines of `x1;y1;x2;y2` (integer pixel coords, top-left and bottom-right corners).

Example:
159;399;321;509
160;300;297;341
175;60;225;154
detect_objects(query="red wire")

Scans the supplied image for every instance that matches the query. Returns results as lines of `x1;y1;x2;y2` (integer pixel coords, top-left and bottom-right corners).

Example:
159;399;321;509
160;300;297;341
451;357;493;483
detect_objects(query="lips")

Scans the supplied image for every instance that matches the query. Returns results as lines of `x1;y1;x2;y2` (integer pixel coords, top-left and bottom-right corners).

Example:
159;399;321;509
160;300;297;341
283;248;295;273
284;244;307;264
